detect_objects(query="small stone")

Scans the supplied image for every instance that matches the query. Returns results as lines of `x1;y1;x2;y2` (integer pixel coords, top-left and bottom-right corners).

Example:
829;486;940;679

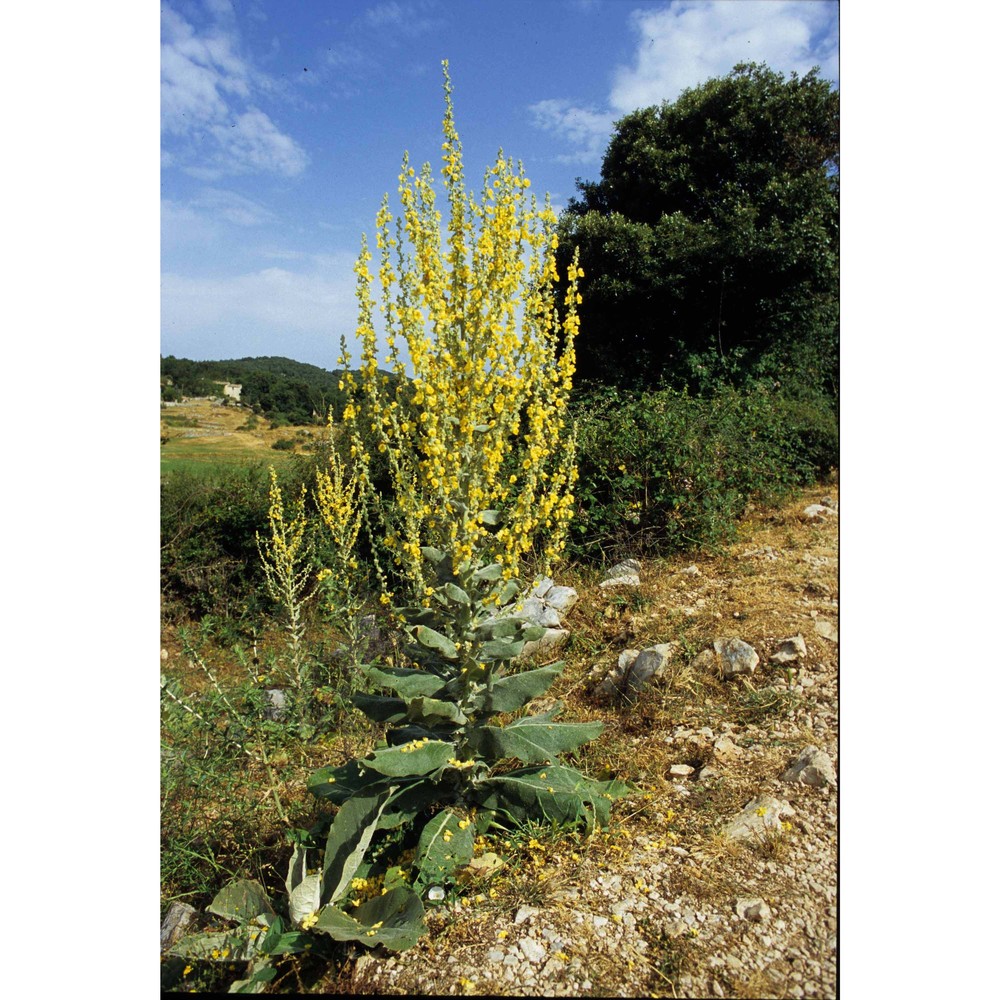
691;648;717;672
520;628;570;659
722;795;795;841
669;764;695;777
487;950;504;963
514;905;539;925
600;574;640;589
160;648;169;661
160;901;199;951
713;637;760;678
803;503;837;520
781;746;837;787
713;735;743;758
518;937;547;963
592;915;609;928
543;585;579;613
770;634;808;664
681;565;701;577
813;620;838;643
735;897;772;922
263;688;287;721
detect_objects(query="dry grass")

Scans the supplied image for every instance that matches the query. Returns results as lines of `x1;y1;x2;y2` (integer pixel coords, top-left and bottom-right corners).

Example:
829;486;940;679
160;396;327;471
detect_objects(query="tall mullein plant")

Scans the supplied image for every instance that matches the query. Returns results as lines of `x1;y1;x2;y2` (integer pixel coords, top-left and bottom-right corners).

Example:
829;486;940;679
339;60;583;606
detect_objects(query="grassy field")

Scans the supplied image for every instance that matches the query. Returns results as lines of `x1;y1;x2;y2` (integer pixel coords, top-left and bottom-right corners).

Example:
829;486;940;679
160;398;327;475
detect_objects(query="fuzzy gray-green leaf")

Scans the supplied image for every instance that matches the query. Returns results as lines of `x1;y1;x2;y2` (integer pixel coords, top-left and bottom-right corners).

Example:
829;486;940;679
414;625;459;660
208;880;275;924
313;887;425;951
322;791;396;905
482;664;563;714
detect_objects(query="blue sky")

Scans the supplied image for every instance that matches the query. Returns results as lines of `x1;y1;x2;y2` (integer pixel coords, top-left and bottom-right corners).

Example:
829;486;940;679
161;0;839;369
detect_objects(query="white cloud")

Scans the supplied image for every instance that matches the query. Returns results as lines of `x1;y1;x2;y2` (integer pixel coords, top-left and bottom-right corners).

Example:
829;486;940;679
610;0;839;113
360;1;441;36
209;108;309;176
530;1;837;163
527;100;616;164
161;2;308;177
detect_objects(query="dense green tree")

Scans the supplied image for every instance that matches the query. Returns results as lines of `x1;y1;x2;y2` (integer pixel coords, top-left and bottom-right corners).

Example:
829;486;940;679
558;63;838;395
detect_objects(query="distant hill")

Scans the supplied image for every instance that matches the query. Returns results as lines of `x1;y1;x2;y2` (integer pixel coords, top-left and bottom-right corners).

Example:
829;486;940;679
161;355;361;425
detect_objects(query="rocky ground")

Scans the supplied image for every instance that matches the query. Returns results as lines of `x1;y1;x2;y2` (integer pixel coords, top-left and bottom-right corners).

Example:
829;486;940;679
314;485;840;998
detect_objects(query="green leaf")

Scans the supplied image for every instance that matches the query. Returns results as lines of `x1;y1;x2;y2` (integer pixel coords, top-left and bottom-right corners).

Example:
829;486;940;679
351;693;408;723
364;738;457;778
377;779;445;830
483;664;563;714
478;509;501;526
322;790;396;905
441;582;471;605
208;880;275;924
404;697;468;727
169;930;254;962
313;887;425;952
420;546;447;564
479;637;526;661
307;758;388;804
256;916;286;955
497;579;521;605
414;625;459;660
467;707;603;763
472;562;503;582
521;624;548;642
474;764;631;834
412;809;475;889
363;665;448;699
476;617;521;640
288;874;322;926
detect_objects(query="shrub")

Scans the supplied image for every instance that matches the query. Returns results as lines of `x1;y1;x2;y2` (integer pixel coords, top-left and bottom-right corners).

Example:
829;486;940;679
569;381;837;561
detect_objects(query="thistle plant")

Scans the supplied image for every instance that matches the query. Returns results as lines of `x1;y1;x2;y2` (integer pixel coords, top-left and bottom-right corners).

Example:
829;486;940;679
339;60;582;603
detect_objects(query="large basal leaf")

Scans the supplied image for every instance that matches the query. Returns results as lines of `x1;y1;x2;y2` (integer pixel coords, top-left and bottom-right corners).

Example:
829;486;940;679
476;617;521;640
208;879;275;924
468;707;603;763
322;790;396;905
363;738;457;778
479;637;526;661
351;693;408;723
313;887;425;952
307;758;388;804
412;808;475;889
288;874;323;926
169;930;255;962
414;625;459;660
405;696;468;727
483;664;563;714
386;723;460;747
377;779;445;830
364;665;448;700
473;764;631;834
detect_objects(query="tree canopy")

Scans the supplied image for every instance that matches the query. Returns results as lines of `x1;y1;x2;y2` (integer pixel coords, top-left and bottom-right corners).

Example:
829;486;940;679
557;62;839;395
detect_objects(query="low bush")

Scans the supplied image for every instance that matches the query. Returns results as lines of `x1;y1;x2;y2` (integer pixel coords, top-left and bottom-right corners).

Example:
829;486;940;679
569;382;837;561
